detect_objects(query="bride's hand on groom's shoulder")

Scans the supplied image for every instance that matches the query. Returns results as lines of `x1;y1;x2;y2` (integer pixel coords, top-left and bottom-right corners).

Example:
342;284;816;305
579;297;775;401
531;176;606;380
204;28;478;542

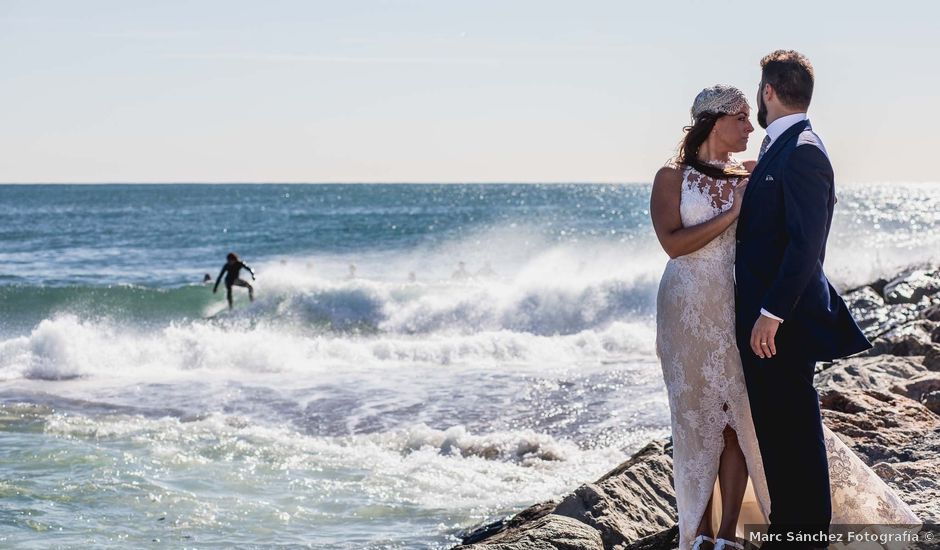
742;160;757;173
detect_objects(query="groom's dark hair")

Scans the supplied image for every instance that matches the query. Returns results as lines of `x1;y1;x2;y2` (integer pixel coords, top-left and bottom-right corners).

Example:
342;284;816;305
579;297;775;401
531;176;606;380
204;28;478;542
760;50;814;110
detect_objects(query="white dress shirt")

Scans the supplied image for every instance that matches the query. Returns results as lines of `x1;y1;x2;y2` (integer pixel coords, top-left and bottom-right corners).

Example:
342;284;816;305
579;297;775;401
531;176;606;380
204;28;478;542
763;112;808;151
758;112;808;323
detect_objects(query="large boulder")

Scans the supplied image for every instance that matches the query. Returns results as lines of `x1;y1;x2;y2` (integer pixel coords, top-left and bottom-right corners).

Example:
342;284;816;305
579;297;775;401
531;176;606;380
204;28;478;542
883;268;940;305
815;355;927;396
459;513;605;550
844;286;885;312
460;502;558;546
922;391;940;415
619;526;679;550
923;303;940;322
924;346;940;371
817;352;940;425
843;286;920;337
553;439;676;548
867;320;938;356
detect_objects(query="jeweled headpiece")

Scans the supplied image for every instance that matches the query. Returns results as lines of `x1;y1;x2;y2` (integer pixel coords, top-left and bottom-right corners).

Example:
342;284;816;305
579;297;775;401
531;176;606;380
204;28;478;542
691;85;749;119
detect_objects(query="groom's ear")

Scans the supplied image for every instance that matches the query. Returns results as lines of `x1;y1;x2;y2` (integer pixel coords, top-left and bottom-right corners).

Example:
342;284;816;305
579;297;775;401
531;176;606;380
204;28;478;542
761;82;781;107
761;82;774;101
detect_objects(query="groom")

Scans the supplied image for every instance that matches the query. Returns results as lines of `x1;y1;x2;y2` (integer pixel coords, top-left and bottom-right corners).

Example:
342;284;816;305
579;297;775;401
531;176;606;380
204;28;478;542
734;50;871;549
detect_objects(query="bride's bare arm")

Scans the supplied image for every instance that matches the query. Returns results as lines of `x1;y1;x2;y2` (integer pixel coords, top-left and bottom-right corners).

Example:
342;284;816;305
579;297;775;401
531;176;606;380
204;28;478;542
650;166;747;259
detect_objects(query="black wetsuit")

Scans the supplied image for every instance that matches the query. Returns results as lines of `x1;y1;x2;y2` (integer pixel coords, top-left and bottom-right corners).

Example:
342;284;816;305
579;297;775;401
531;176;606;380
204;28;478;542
214;261;255;306
215;261;253;287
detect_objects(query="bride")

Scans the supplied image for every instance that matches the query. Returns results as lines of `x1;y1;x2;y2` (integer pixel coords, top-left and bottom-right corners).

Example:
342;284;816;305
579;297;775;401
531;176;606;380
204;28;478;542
650;85;919;550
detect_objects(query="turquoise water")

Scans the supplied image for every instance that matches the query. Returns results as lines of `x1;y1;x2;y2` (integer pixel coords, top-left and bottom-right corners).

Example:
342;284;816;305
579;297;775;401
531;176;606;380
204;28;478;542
1;183;938;548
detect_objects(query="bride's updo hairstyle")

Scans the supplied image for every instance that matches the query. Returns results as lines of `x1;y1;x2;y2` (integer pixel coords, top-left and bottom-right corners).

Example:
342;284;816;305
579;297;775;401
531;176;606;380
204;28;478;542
677;85;750;180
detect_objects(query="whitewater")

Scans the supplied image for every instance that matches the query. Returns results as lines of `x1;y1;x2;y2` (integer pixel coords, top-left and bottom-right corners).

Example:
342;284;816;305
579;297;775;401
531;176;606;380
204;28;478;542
1;183;938;548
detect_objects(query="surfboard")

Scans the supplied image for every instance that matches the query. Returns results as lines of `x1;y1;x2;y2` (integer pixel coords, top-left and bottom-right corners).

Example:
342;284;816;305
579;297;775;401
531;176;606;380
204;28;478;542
203;303;232;320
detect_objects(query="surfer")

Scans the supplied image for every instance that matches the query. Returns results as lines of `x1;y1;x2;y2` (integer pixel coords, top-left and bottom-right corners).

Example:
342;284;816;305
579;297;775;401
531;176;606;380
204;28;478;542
213;252;256;309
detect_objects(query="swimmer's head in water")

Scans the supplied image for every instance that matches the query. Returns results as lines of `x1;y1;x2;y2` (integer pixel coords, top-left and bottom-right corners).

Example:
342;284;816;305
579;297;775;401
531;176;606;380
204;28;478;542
227;252;239;262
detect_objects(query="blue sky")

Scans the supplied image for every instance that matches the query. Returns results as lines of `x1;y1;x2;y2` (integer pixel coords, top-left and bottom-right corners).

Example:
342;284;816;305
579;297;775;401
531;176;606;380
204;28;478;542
1;0;937;183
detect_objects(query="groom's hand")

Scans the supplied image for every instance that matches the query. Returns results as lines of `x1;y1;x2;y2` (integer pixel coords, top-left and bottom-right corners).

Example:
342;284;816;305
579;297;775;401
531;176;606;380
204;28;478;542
750;316;780;358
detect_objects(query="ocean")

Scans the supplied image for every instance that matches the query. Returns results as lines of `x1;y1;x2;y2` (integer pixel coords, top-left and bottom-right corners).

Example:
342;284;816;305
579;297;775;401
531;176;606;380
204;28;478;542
1;182;938;548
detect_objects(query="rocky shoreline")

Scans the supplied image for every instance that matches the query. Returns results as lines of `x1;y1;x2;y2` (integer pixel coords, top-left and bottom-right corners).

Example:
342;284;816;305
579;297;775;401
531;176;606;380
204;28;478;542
455;266;940;550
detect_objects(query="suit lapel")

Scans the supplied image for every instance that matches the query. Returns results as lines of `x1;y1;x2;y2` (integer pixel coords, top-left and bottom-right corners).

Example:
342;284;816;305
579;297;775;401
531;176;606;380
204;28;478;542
755;119;810;171
739;119;811;227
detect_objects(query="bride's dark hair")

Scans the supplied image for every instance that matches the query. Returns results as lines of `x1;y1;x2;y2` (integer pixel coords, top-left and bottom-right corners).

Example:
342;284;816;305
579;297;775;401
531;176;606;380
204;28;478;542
676;112;742;180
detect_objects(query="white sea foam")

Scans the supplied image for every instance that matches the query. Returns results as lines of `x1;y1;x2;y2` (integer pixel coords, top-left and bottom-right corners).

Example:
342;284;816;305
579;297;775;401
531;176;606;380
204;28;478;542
213;235;666;337
41;409;640;514
0;313;655;382
1;235;665;382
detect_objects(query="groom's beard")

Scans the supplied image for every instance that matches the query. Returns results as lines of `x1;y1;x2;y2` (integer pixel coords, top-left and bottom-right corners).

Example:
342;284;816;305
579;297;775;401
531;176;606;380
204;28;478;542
757;93;769;129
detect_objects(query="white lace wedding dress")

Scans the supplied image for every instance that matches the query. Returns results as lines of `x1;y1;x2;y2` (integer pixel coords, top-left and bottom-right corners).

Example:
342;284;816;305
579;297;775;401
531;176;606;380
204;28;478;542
655;161;919;550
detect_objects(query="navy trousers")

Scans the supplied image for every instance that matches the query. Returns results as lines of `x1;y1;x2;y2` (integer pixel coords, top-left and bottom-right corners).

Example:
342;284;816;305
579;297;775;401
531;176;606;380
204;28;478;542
739;336;832;550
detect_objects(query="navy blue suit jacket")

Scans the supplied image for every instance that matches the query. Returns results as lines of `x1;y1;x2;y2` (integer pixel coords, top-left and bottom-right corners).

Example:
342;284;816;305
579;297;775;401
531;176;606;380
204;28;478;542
734;119;870;361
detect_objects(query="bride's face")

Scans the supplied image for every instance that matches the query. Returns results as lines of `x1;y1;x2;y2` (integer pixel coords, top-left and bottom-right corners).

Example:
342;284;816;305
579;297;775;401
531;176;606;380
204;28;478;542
713;108;754;153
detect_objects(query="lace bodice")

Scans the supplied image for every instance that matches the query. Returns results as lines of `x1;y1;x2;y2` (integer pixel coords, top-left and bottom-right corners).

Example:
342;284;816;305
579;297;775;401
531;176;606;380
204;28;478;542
678;161;746;264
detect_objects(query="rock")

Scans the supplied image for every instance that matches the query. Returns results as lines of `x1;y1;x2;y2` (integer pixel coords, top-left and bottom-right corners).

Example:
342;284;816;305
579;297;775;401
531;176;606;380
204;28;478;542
867;320;937;356
883;268;940;304
923;303;940;322
619;525;679;550
869;278;890;297
843;286;921;337
458;513;605;550
460;502;557;545
925;346;940;371
896;374;940;403
820;354;940;404
869;458;940;524
815;355;927;396
922;391;940;415
933;325;940;343
819;387;940;520
553;439;676;548
871;462;910;483
845;286;885;310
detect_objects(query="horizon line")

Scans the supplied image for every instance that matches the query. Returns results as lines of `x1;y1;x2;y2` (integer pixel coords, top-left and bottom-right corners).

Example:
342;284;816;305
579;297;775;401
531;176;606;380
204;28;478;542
1;181;937;186
0;181;643;185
